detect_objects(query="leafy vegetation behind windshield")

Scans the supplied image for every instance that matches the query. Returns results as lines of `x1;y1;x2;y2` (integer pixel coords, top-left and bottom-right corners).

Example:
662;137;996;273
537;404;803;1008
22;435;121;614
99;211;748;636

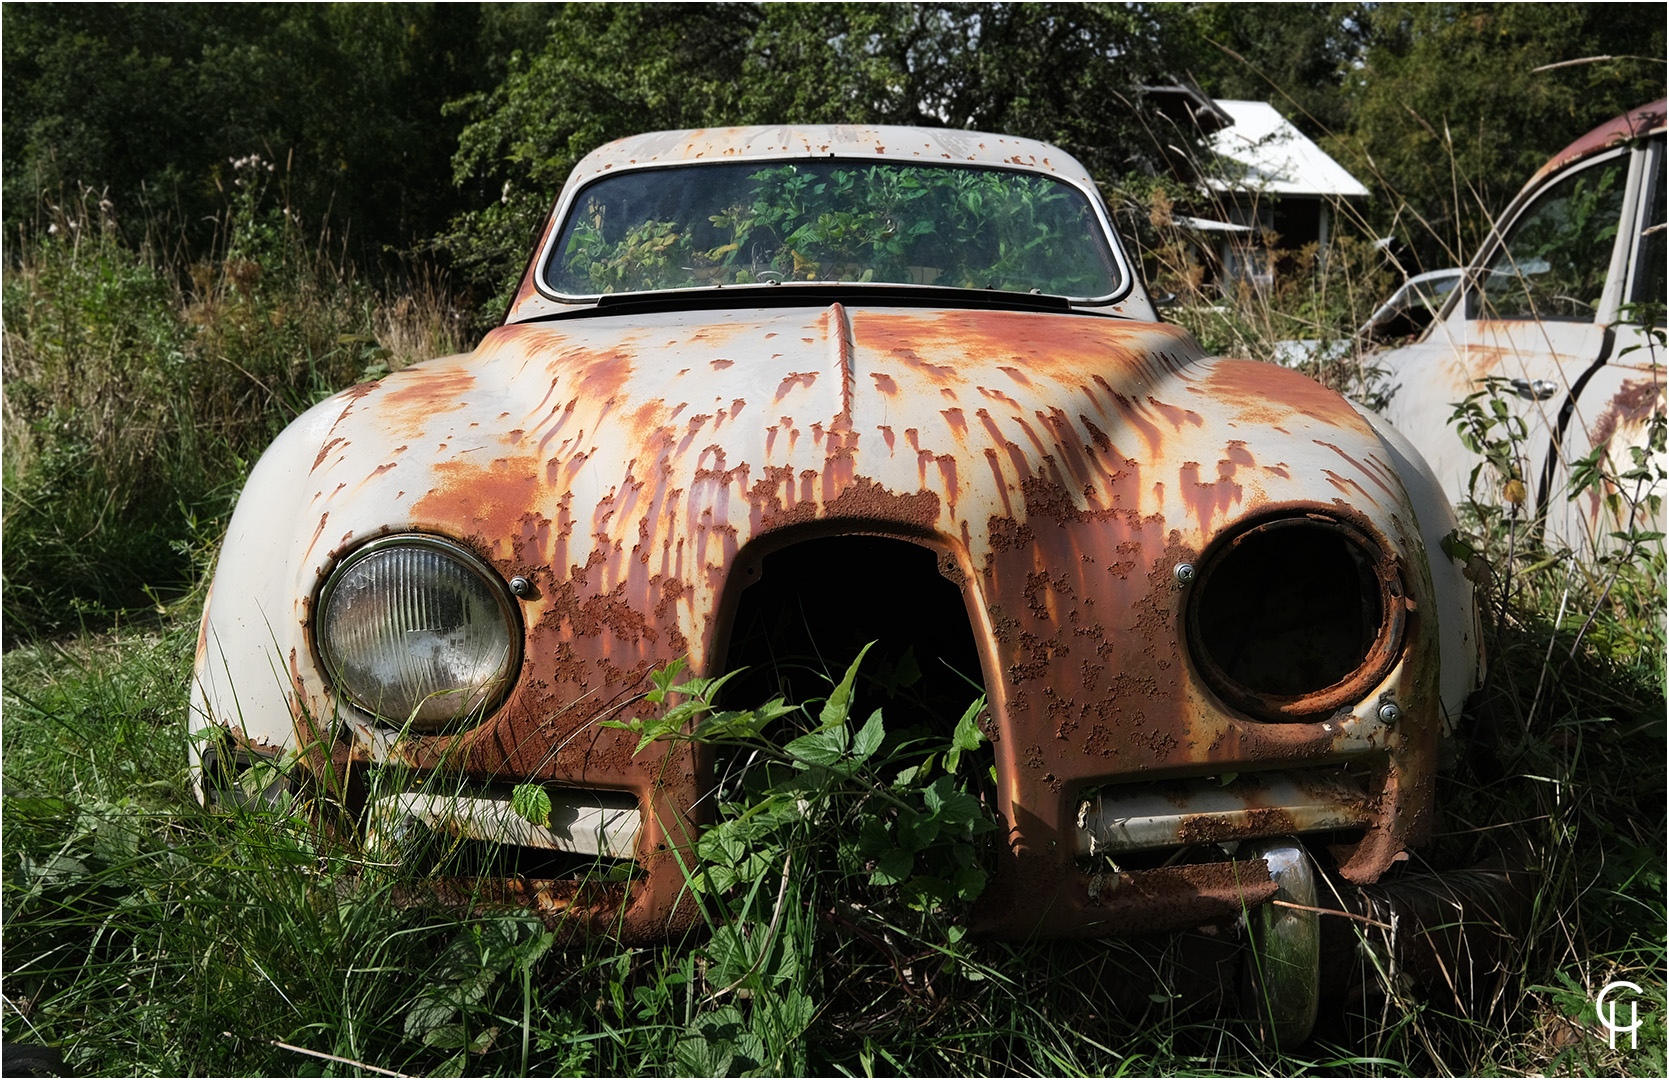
544;162;1120;298
1478;158;1627;321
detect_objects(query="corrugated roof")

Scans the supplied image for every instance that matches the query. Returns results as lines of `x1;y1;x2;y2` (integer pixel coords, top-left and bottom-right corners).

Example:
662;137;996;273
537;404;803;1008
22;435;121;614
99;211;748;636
1206;101;1369;199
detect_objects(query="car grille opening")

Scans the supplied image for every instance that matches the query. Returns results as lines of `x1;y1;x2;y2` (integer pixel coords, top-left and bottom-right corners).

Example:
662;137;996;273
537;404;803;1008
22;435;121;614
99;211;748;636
719;534;987;738
1187;513;1404;721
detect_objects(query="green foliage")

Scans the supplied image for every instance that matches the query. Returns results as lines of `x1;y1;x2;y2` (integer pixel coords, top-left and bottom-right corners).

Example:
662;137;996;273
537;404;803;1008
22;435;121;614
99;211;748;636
1179;3;1374;137
509;783;552;829
436;2;757;315
1451;377;1534;504
1425;307;1665;1074
1131;195;1396;403
440;1;1192;303
9;621;1664;1076
0;187;371;641
1330;3;1666;268
0;2;529;266
1172;3;1665;275
555;161;1113;296
606;649;995;917
741;2;1186;175
1;177;464;643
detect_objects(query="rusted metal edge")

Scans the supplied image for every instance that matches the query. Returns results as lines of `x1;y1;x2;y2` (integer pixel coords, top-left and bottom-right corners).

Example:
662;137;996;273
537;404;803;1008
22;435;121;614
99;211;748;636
368;787;641;857
975;856;1280;939
1077;770;1374;855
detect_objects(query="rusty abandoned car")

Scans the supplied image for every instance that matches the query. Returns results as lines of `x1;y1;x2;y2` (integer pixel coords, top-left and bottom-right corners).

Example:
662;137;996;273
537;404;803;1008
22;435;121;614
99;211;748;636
1378;100;1667;559
192;126;1494;1043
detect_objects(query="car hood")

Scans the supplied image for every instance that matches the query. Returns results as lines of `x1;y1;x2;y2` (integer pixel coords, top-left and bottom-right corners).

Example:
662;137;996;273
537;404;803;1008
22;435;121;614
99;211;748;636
257;299;1450;749
302;303;1389;578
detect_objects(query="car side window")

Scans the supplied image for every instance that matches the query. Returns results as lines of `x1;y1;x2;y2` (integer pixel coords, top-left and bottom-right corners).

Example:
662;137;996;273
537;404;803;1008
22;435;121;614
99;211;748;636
1628;138;1666;327
1477;156;1628;322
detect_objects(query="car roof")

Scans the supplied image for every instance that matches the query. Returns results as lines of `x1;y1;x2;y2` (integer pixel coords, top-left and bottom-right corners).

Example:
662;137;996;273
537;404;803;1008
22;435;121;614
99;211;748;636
567;125;1097;189
1530;99;1666;185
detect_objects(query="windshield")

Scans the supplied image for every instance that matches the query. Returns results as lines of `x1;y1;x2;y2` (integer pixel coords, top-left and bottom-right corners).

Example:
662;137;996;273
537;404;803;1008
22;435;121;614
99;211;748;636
542;161;1121;299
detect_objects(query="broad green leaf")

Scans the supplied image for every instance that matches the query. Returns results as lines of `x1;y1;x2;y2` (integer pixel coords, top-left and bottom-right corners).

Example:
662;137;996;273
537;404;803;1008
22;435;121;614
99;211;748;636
773;988;817;1038
1438;529;1475;562
819;641;874;728
850;708;885;763
404;994;458;1041
871;846;914;886
674;1033;734;1079
648;658;688;701
857;814;893;857
920;775;994;832
784;725;849;769
510;783;551;827
946;696;985;774
953;861;988;902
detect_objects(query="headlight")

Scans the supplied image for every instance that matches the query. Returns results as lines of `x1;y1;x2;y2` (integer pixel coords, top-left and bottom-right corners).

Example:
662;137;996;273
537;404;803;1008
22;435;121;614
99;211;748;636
316;536;520;731
1185;513;1405;721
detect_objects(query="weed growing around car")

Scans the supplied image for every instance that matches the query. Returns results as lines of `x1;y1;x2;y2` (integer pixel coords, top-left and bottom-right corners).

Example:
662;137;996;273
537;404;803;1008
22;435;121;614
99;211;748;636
4;569;1665;1078
0;175;466;644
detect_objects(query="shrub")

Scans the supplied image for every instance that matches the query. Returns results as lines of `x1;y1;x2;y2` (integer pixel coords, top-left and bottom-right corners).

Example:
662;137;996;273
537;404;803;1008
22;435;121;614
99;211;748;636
1;176;464;643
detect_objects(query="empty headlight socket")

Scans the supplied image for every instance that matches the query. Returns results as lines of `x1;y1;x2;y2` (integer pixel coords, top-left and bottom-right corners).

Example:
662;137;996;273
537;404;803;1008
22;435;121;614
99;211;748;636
1183;511;1408;722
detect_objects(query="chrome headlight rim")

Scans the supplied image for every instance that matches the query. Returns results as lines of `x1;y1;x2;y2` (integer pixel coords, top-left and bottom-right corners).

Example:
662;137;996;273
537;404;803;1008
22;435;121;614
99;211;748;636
314;533;522;732
1184;511;1407;722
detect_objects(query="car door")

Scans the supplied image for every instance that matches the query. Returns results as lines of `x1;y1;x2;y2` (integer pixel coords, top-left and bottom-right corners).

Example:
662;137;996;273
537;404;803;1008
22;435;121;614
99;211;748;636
1380;135;1659;557
1544;132;1666;554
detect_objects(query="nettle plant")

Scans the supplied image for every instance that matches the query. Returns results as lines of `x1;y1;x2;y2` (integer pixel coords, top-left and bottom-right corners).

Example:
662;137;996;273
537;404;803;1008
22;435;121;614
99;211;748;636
503;647;995;1073
1450;375;1536;515
1451;308;1667;546
592;647;994;908
1445;307;1666;673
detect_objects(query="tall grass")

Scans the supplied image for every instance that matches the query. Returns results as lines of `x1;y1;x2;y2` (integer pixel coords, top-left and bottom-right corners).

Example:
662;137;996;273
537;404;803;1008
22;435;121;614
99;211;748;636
4;603;1663;1076
1;169;466;643
3;148;1664;1078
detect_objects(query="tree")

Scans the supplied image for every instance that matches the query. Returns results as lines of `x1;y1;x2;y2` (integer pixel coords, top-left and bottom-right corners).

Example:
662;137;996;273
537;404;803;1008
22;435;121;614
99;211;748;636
1;3;527;267
1332;3;1666;267
441;2;1196;305
437;3;759;300
1176;2;1373;139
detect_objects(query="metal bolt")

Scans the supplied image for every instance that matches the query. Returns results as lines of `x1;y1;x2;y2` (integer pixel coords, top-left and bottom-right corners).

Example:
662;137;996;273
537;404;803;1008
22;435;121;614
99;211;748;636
509;576;533;598
1378;701;1402;724
1173;562;1196;585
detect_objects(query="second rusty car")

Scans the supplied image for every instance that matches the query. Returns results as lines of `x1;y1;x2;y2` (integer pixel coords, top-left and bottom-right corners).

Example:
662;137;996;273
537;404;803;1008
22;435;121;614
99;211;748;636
192;125;1485;1041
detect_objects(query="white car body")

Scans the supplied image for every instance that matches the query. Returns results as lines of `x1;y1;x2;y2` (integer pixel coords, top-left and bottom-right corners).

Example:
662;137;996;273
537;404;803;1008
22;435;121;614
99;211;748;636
1377;101;1667;557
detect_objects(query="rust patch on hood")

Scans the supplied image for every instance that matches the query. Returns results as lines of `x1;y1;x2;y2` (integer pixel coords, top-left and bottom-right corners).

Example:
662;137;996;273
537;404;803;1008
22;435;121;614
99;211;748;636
1202;359;1371;431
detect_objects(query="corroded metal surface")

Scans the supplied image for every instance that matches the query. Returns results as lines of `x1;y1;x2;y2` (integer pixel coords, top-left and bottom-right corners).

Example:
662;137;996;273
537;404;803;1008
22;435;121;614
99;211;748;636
196;301;1470;938
1078;771;1376;855
1529;98;1666;186
194;125;1482;943
973;857;1281;939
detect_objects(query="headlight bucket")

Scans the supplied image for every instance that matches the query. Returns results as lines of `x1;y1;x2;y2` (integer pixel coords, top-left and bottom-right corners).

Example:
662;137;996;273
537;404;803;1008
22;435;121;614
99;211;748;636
316;535;521;732
1185;512;1406;722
